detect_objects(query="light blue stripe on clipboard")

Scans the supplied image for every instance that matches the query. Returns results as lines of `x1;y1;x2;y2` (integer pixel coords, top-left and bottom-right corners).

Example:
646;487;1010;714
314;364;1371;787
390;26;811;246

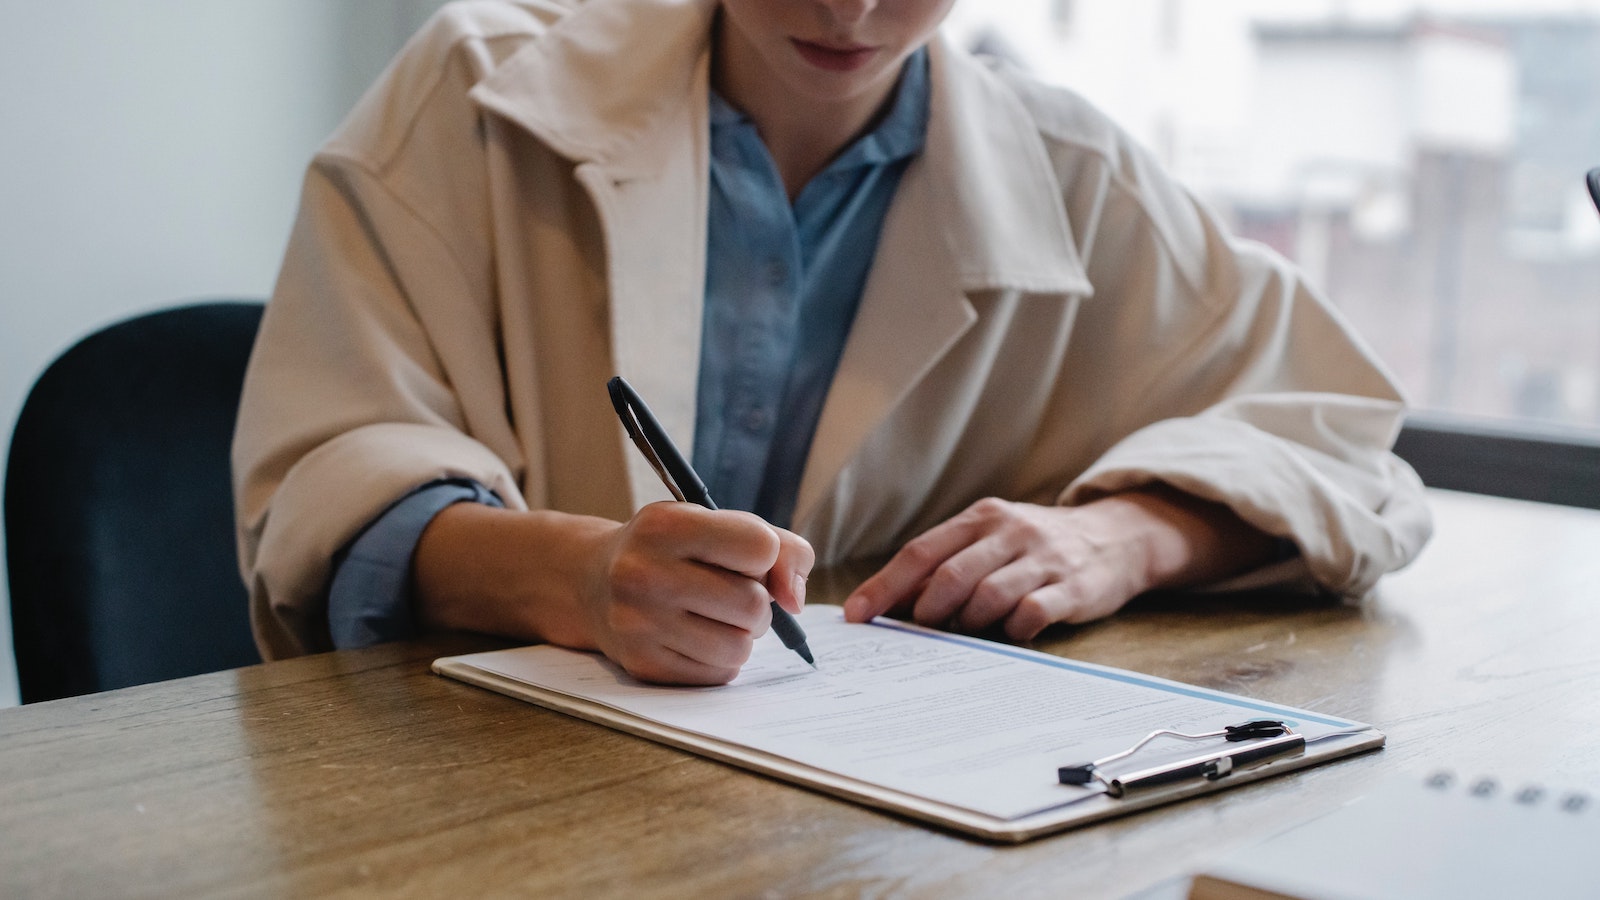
866;617;1356;730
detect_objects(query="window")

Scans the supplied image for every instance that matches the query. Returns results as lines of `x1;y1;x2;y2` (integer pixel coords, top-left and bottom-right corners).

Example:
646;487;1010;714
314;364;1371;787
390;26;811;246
948;0;1600;436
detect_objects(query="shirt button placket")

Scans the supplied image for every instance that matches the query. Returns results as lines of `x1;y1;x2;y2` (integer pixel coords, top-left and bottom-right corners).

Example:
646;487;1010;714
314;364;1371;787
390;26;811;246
765;259;789;289
741;406;770;434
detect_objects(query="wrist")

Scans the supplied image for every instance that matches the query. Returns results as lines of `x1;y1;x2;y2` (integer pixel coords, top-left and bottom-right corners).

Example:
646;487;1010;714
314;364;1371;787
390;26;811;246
1089;486;1278;592
412;503;618;648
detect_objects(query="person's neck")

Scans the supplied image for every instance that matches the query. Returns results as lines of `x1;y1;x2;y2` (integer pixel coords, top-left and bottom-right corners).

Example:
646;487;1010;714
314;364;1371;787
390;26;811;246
713;26;901;200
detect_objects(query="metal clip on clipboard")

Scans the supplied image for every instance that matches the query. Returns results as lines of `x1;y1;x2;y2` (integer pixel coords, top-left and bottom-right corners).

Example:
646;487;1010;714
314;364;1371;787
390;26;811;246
1057;720;1306;798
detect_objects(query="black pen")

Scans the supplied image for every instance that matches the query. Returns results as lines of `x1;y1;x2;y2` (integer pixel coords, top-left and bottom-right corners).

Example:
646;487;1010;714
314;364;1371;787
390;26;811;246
607;376;816;668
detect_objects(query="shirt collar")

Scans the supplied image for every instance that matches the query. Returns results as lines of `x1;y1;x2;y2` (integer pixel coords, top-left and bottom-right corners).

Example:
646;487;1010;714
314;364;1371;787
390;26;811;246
706;89;741;128
834;47;930;169
472;0;718;175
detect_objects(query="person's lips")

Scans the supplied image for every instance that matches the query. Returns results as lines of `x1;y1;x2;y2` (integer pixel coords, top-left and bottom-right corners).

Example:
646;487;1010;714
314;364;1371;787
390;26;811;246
791;38;878;73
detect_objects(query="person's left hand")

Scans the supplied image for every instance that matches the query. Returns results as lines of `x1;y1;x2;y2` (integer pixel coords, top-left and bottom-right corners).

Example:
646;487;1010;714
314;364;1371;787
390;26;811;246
841;491;1277;641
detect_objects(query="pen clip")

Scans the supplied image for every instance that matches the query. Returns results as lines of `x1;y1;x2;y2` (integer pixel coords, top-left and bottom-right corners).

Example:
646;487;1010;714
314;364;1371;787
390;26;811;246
607;376;715;508
609;378;688;502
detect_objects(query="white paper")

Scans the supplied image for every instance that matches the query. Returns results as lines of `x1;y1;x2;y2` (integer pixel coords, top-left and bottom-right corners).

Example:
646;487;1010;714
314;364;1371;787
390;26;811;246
456;606;1364;821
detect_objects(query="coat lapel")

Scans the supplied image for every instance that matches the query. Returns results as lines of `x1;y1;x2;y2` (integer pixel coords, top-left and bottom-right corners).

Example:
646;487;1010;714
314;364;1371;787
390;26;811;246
792;37;1094;531
471;0;717;509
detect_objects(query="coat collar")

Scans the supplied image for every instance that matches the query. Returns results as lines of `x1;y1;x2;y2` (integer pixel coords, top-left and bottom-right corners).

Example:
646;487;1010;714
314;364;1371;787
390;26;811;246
471;0;717;179
471;0;1091;296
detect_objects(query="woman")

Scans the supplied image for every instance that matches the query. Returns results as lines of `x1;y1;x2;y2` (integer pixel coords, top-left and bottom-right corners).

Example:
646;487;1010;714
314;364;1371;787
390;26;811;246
233;0;1431;684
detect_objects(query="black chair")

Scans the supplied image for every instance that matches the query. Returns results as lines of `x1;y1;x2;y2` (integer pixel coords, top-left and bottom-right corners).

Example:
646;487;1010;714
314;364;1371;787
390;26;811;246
5;301;265;703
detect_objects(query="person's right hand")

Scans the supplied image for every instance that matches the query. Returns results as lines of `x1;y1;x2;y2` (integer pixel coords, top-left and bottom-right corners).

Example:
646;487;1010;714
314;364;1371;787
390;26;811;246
583;502;813;684
412;500;813;687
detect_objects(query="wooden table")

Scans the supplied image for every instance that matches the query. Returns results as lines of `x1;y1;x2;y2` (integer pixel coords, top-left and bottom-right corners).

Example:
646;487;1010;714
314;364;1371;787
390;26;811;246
4;489;1600;898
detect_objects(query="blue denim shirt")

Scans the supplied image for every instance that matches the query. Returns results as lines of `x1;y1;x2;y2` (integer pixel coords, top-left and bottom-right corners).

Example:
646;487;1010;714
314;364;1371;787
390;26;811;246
693;48;928;527
327;50;930;648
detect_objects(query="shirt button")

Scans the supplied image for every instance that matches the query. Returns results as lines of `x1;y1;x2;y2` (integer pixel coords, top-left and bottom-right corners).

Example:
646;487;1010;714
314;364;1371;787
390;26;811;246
765;260;788;287
741;407;771;433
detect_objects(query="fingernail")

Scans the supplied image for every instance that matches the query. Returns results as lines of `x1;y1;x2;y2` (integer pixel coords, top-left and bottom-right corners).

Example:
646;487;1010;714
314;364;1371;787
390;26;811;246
792;572;807;608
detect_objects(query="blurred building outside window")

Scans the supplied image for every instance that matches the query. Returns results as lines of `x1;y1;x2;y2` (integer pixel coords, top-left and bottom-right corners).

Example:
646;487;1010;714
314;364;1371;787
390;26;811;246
947;0;1600;434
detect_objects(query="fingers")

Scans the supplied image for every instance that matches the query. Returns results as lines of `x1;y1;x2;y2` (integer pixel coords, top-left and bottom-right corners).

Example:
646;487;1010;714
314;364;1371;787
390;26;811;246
614;641;745;687
909;534;1020;626
842;508;986;623
1002;591;1062;643
766;528;815;615
953;560;1052;633
598;560;766;685
596;503;815;685
846;497;1147;640
647;594;765;674
629;502;783;580
1001;579;1127;642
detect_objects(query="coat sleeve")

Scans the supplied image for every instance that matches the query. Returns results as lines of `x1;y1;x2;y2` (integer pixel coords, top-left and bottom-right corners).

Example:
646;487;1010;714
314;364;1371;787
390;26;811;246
1048;126;1432;597
232;4;578;659
232;153;528;659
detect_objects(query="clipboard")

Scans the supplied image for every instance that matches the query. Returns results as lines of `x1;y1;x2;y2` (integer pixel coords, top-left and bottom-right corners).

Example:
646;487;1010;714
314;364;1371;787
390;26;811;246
434;606;1383;843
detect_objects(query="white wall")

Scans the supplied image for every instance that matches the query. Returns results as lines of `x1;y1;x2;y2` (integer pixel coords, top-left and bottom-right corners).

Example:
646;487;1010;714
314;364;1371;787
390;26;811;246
0;0;446;707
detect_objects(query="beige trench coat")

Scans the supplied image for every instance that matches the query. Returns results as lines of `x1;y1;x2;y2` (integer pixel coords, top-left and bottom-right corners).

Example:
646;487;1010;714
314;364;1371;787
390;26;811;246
233;0;1432;659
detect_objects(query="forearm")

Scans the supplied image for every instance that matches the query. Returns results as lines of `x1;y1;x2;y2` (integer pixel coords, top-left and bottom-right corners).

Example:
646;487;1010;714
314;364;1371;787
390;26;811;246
411;502;619;650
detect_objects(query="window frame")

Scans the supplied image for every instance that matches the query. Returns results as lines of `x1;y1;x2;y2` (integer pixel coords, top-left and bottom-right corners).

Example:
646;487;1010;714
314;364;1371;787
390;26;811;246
1394;412;1600;509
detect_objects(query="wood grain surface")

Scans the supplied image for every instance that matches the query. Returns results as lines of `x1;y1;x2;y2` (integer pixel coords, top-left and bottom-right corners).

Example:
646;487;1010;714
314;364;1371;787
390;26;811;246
3;489;1598;899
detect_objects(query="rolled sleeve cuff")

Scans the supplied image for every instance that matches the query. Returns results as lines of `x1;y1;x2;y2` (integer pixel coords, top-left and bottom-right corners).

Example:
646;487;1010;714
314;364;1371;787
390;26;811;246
327;478;503;648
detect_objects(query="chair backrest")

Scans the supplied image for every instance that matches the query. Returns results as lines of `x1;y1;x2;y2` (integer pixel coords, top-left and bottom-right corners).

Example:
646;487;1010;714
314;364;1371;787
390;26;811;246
5;301;265;703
